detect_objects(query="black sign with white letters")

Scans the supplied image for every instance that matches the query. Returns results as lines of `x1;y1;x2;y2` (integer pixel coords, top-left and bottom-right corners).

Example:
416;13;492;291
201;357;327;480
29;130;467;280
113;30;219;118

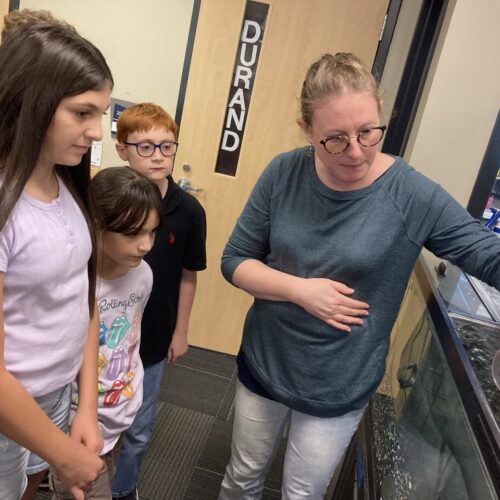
215;1;269;176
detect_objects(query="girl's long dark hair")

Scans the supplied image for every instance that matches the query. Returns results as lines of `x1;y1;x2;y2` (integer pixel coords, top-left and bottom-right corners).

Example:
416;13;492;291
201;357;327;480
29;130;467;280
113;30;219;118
0;22;114;316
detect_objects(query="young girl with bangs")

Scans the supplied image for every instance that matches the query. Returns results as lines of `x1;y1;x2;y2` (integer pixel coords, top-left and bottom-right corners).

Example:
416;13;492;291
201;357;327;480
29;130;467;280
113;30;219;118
51;166;162;499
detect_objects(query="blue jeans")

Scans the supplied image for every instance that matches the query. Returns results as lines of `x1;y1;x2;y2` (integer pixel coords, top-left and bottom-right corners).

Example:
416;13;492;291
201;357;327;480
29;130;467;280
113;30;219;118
111;360;166;498
219;381;365;500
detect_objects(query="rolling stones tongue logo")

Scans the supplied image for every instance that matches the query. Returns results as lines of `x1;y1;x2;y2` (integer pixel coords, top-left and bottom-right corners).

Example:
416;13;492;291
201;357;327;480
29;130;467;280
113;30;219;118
100;306;143;406
100;310;141;405
106;315;130;348
98;321;108;346
103;378;125;406
106;346;127;380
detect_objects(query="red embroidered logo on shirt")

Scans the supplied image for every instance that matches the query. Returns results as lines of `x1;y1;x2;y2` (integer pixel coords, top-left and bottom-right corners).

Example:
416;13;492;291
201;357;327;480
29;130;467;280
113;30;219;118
169;233;175;244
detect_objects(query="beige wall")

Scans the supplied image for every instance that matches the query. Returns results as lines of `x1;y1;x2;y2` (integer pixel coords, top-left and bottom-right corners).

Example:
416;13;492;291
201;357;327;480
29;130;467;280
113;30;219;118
0;0;9;33
20;0;194;168
406;0;500;207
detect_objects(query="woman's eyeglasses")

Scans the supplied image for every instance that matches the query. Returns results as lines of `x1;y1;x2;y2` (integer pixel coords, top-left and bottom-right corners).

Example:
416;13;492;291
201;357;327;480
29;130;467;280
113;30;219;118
319;126;386;155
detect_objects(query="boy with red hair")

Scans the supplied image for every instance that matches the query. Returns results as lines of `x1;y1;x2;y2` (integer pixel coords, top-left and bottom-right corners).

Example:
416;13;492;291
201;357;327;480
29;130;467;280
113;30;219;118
112;103;206;500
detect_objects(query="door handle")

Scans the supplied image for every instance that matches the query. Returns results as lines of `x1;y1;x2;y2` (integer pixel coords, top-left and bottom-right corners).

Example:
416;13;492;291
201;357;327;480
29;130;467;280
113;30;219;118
178;176;203;192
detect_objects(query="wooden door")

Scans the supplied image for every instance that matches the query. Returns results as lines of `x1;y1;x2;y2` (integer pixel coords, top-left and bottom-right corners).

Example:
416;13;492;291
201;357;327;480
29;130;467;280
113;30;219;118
176;0;389;354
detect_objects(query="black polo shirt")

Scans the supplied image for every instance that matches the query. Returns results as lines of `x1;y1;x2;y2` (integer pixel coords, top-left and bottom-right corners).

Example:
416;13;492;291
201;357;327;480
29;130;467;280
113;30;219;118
140;176;207;367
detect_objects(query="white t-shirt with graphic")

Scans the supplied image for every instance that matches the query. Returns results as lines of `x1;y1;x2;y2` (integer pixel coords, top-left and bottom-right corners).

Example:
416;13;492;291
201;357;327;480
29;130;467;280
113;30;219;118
72;260;153;454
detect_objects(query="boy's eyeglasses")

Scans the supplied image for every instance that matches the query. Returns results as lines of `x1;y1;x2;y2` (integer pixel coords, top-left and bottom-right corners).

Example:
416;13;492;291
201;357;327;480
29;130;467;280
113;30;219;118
124;141;179;157
319;126;386;155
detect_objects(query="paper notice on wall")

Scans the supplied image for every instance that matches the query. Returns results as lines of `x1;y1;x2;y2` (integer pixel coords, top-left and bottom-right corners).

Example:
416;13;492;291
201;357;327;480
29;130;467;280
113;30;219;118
91;140;103;167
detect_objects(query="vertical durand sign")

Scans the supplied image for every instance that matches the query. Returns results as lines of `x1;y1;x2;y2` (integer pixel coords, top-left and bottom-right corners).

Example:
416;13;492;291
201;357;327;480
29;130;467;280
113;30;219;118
215;1;269;176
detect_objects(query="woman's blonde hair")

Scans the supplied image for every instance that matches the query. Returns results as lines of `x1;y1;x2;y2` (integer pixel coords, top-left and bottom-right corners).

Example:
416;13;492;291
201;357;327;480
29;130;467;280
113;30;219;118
300;53;382;127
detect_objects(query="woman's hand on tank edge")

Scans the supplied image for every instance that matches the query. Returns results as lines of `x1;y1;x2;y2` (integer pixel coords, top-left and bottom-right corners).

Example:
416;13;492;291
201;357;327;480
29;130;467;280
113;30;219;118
294;278;369;332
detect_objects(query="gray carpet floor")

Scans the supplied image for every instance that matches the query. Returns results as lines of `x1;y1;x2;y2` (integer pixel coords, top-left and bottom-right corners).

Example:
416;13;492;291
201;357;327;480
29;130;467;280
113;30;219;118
35;347;286;499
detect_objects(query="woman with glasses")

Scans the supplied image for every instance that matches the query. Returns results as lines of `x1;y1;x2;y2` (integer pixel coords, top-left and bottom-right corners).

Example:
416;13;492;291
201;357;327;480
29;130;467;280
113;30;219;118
219;52;500;499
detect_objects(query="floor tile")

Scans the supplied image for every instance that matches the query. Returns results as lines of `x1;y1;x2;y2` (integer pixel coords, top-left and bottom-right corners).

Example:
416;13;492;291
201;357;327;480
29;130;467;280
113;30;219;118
215;369;238;421
183;467;224;499
177;347;236;380
159;363;232;416
196;419;233;475
138;403;214;500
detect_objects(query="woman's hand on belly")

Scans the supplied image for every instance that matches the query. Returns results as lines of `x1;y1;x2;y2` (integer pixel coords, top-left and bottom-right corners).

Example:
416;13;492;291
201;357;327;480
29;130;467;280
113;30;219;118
294;278;369;332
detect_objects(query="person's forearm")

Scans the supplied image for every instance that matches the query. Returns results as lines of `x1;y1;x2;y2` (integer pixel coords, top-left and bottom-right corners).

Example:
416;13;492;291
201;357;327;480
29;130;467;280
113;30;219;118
0;368;75;467
76;308;99;412
0;271;75;465
232;259;305;303
175;269;197;335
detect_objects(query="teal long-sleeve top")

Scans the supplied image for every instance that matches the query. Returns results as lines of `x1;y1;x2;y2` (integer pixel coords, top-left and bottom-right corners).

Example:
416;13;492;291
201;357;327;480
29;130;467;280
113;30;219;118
221;147;500;417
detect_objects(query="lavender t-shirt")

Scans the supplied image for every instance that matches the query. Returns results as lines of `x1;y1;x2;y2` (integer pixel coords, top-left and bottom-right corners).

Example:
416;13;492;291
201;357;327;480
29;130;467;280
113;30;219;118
0;177;92;396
